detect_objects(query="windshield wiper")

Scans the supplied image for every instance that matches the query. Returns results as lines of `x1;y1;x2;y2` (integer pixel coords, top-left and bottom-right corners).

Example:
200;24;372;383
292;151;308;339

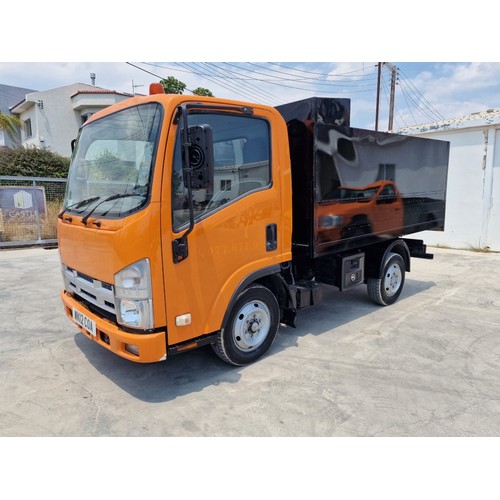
80;192;146;225
58;196;101;220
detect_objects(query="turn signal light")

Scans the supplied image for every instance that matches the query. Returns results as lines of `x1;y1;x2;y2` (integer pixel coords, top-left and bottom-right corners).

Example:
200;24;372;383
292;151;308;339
175;313;192;326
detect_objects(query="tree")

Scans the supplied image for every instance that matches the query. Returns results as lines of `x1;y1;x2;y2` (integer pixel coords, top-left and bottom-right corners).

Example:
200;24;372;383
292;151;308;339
158;77;214;97
192;87;214;97
160;76;186;94
0;111;23;141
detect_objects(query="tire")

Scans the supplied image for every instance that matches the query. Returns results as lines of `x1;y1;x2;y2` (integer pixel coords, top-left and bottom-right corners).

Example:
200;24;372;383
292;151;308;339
367;252;406;306
212;284;280;366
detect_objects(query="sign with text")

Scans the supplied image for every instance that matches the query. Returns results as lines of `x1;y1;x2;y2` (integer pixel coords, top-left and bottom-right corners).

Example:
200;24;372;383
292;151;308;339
0;186;47;221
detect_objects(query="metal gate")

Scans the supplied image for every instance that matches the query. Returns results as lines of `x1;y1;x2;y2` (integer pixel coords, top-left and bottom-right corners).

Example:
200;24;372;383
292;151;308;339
0;176;66;248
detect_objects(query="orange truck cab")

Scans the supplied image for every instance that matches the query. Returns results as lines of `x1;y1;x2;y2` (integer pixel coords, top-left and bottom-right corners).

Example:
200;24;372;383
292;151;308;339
58;91;449;366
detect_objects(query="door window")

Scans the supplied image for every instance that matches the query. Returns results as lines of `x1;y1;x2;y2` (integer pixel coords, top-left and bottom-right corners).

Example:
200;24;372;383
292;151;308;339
172;113;271;230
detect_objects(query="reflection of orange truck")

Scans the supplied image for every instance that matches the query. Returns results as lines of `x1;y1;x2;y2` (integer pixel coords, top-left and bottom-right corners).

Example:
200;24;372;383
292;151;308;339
316;180;404;243
58;93;449;366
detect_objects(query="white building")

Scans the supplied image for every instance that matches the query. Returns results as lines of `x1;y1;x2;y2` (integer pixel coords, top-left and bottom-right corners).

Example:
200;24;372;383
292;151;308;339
396;110;500;252
10;83;133;157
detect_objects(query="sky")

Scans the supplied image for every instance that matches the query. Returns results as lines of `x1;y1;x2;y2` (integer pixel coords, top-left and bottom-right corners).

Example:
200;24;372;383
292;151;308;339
2;60;500;132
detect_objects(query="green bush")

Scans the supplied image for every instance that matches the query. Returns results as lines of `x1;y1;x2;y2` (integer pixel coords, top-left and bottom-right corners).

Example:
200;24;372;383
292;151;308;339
0;146;70;178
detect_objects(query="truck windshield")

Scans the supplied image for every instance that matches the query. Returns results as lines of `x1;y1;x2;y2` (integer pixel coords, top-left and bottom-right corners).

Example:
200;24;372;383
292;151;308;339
62;103;162;218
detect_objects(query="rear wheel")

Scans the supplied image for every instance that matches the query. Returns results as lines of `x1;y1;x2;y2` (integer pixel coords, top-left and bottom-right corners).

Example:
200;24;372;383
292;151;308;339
367;252;405;306
212;284;280;366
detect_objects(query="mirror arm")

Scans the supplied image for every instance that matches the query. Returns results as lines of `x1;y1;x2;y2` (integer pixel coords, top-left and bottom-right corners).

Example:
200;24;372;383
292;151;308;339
173;105;195;264
181;105;195;239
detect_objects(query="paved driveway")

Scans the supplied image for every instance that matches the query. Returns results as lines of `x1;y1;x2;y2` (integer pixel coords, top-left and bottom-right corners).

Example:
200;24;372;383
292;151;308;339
1;246;499;437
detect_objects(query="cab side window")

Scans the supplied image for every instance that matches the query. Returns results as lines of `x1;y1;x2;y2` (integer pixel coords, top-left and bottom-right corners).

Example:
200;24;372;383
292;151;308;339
172;113;271;230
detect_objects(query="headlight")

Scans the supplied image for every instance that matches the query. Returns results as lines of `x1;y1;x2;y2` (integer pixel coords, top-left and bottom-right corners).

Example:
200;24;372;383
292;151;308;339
114;259;154;330
319;215;344;228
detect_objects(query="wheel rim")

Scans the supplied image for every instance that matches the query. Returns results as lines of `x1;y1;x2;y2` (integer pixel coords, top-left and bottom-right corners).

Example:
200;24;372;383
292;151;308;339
233;300;271;352
384;261;402;297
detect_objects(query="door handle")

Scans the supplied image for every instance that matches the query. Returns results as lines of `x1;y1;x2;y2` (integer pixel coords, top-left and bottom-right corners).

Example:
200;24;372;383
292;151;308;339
266;223;277;251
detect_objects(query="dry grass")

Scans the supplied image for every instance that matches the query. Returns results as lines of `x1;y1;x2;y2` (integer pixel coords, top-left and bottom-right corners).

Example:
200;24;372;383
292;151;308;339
466;244;492;253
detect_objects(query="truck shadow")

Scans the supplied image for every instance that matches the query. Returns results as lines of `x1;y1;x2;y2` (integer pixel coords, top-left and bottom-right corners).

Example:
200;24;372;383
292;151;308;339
271;278;435;351
74;336;242;403
74;277;435;403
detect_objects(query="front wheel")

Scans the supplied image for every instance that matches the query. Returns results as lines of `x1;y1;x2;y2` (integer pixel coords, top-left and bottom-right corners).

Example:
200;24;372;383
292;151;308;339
212;284;280;366
367;252;406;306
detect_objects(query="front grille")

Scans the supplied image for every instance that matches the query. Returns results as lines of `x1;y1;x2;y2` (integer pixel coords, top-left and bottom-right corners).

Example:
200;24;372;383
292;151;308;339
62;264;116;317
77;271;94;283
81;289;97;300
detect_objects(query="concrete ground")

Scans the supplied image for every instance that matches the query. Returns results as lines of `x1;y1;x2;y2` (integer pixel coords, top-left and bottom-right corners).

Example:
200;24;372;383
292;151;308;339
0;245;499;437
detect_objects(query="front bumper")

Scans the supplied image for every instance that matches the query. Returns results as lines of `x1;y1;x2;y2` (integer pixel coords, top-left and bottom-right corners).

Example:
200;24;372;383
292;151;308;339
61;291;167;363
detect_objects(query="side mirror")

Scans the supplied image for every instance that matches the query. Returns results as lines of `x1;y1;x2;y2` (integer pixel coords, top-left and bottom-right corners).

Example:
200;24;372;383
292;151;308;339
185;124;214;189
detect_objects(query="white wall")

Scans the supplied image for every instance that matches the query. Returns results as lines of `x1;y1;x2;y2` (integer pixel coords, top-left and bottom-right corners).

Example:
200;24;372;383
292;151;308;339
411;126;500;251
487;129;500;249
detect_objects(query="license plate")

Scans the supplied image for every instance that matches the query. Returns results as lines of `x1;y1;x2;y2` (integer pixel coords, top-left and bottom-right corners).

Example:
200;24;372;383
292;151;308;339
72;308;96;337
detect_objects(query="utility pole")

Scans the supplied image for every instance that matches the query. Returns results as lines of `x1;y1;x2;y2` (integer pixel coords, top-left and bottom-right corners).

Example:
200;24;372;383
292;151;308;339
375;62;382;131
375;62;398;131
385;62;398;130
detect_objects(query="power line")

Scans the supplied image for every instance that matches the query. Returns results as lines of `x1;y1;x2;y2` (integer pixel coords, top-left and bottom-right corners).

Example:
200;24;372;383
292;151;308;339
128;61;256;100
397;77;443;124
397;81;419;125
373;63;445;128
398;68;445;122
223;62;378;89
134;61;281;103
265;62;379;79
126;62;197;93
219;62;378;95
142;61;378;88
245;62;379;84
133;61;379;99
144;61;378;97
206;63;286;104
128;61;444;128
176;62;275;104
175;62;251;100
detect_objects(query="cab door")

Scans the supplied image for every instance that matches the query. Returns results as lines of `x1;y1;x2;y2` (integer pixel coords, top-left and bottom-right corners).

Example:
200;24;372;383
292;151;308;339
161;107;288;347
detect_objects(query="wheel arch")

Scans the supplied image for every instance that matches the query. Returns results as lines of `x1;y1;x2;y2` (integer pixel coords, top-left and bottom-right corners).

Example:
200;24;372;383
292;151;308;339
220;264;296;332
365;238;411;280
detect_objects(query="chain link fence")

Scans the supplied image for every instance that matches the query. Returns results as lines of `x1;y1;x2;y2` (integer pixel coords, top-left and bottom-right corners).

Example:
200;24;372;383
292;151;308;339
0;176;67;248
